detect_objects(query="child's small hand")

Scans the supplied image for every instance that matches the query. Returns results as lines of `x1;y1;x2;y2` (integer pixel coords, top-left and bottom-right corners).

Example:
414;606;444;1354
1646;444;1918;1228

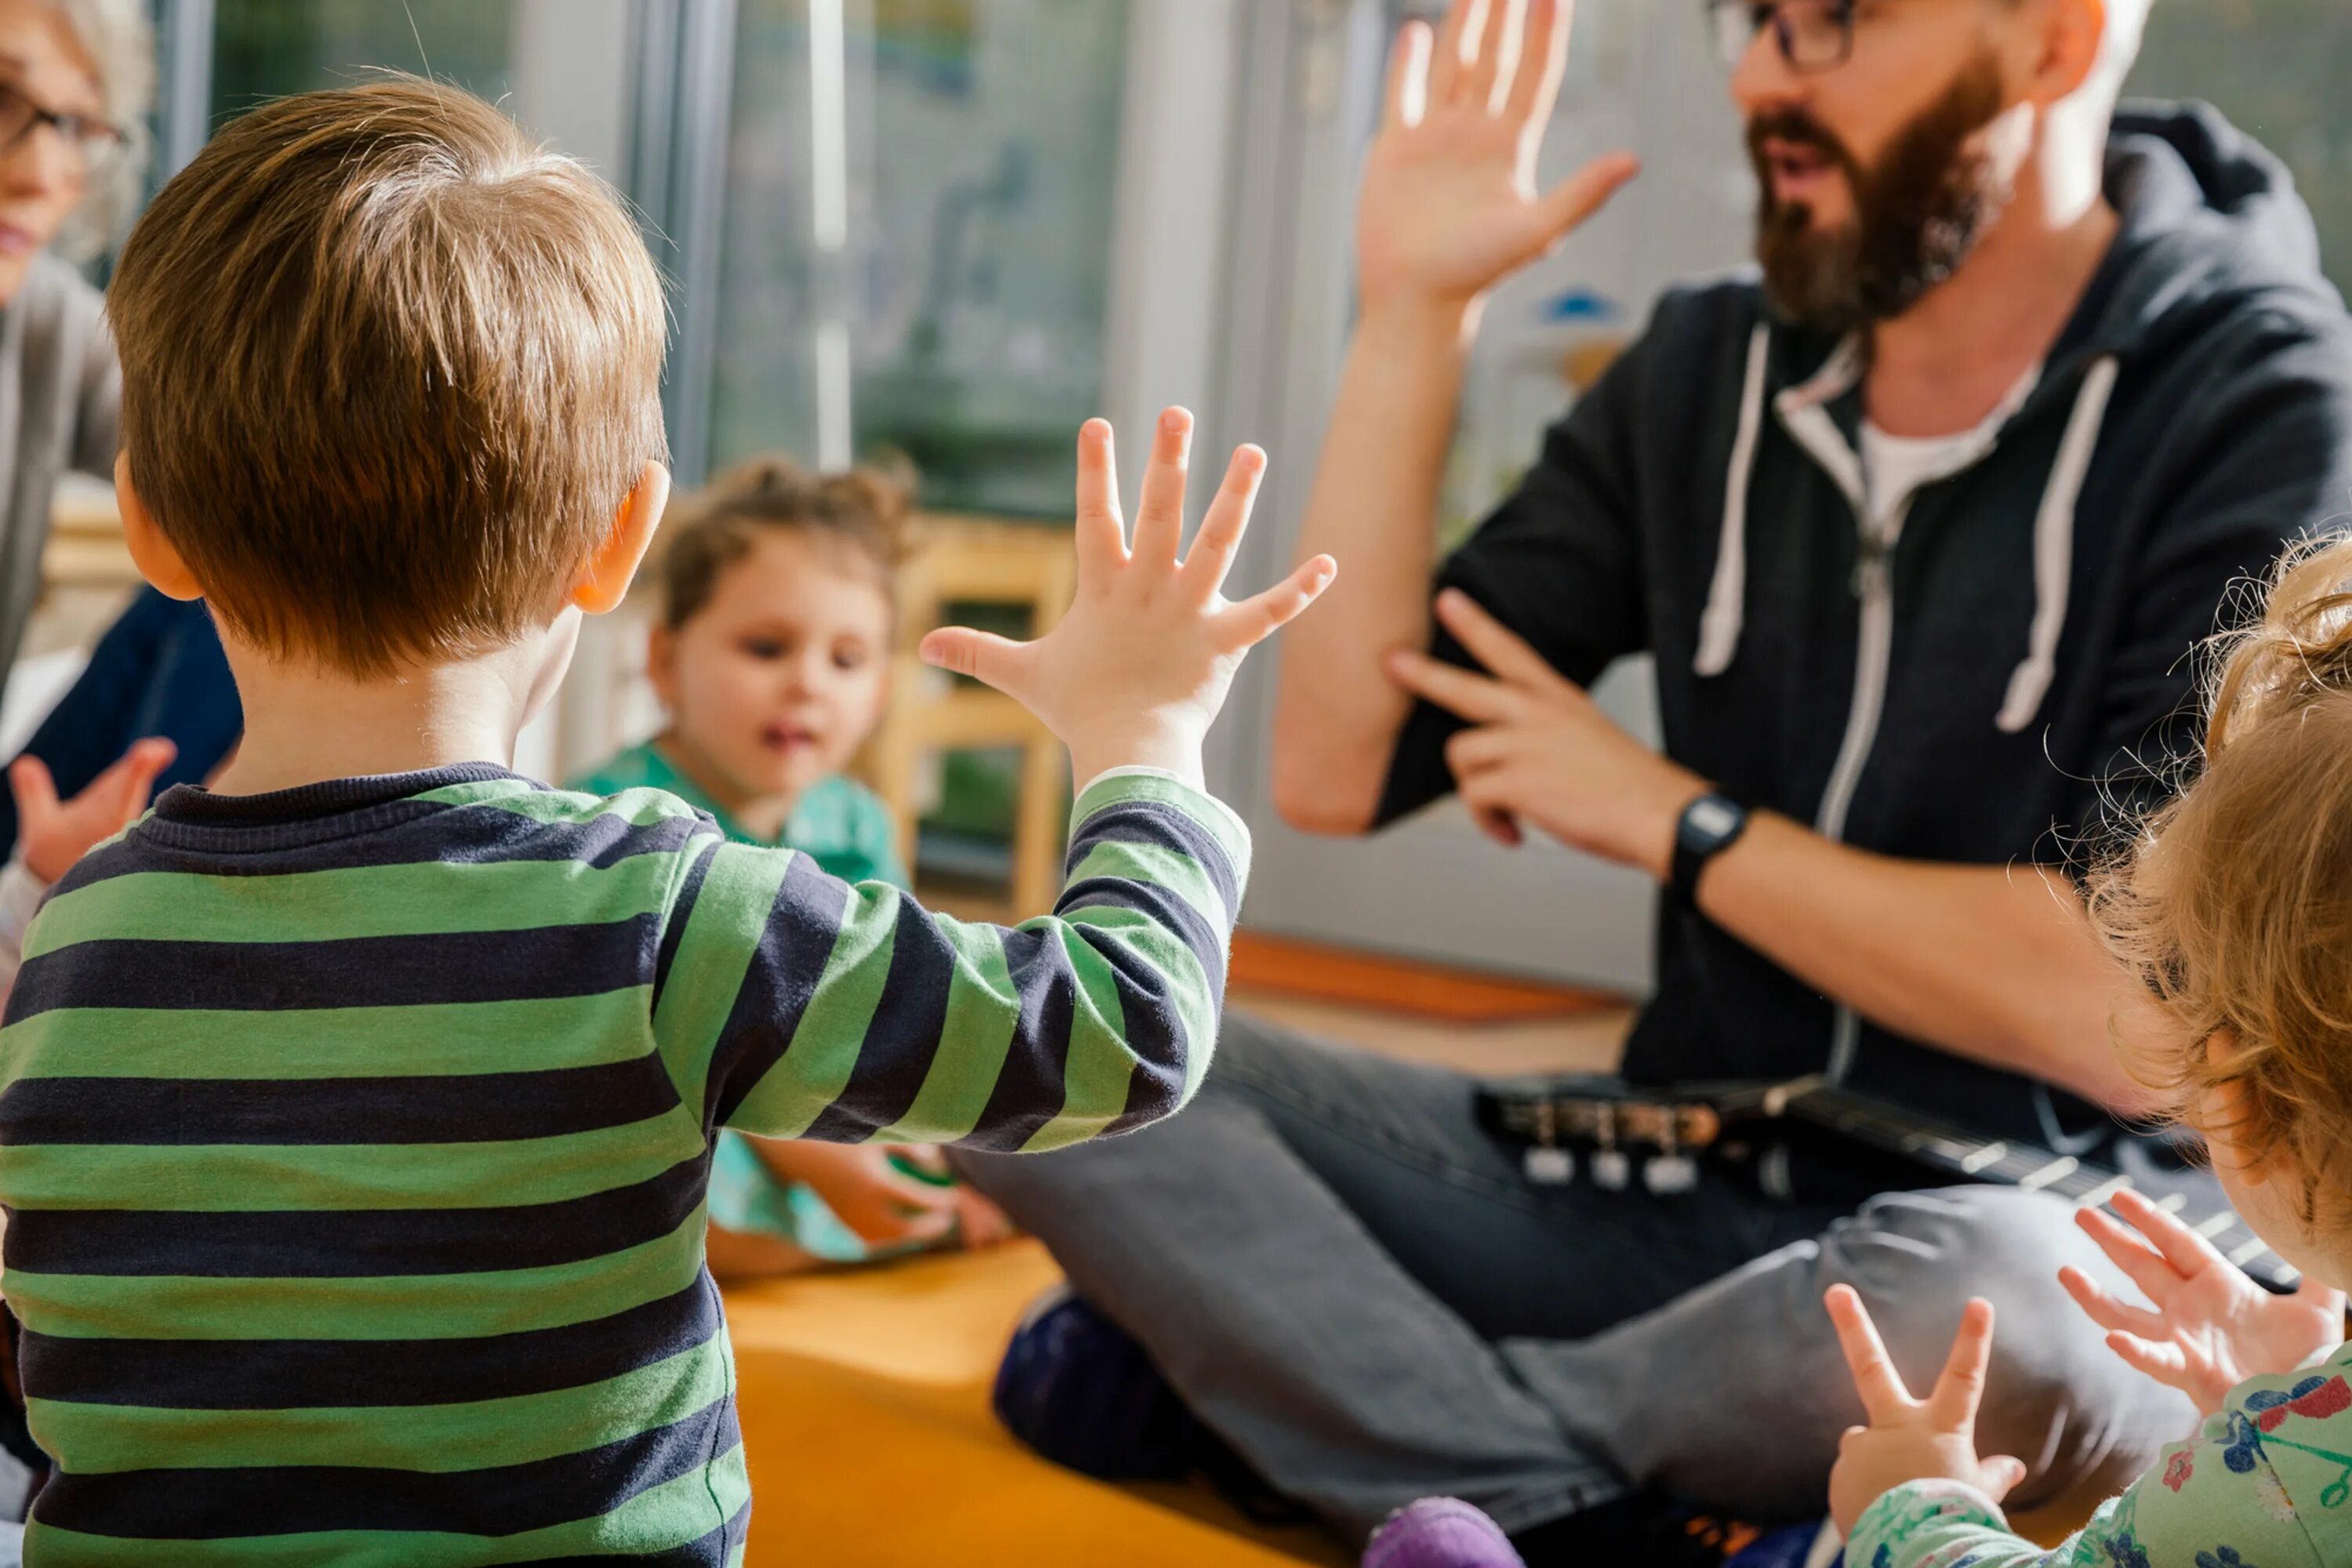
1825;1285;2027;1537
10;738;176;885
2060;1186;2347;1417
756;1140;1004;1253
919;409;1337;787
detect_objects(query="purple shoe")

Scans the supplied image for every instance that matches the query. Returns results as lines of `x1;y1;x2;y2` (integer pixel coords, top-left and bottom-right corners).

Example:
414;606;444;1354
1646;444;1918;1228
1363;1498;1526;1568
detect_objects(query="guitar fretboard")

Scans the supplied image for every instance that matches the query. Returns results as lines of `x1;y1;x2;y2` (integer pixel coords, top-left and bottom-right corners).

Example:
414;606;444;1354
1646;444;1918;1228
1788;1083;2299;1291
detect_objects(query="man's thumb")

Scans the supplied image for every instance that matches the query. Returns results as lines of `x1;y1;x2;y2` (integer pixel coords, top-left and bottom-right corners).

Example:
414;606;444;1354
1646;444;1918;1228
1537;151;1641;242
1979;1456;2028;1503
918;627;1029;695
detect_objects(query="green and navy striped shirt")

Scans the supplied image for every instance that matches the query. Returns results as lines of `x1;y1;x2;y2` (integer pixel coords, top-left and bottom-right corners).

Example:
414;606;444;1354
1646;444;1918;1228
0;763;1247;1565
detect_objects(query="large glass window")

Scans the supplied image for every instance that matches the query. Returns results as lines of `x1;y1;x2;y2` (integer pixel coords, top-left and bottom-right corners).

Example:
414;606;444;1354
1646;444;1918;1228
710;0;1129;517
209;0;516;113
2126;1;2352;295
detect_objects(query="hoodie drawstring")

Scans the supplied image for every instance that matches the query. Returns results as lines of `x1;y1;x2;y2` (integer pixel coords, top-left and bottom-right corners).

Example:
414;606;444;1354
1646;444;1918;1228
1996;354;2120;734
1693;336;2120;739
1695;323;1773;679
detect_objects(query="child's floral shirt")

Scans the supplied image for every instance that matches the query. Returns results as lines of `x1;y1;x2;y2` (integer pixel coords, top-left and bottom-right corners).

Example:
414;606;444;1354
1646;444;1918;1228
1852;1344;2352;1568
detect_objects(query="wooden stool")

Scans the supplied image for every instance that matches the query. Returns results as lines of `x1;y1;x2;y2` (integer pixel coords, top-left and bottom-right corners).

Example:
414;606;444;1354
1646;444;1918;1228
867;514;1076;924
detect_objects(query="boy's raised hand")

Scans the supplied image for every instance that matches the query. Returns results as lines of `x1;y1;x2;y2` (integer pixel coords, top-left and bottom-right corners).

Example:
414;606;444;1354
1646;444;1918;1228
920;409;1337;787
10;738;176;884
2061;1187;2347;1417
1825;1285;2028;1537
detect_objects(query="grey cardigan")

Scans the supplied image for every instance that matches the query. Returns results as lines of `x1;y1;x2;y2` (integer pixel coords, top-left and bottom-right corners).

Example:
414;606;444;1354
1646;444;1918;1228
0;252;120;675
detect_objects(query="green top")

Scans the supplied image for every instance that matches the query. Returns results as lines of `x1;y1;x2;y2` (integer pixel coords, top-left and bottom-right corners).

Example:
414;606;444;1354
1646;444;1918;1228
1854;1341;2352;1568
572;739;907;889
571;742;911;1257
0;764;1247;1562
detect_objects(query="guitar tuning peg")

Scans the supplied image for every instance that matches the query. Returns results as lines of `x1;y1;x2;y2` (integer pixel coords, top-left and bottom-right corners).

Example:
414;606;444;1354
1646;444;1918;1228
1523;1145;1576;1186
1592;1149;1631;1192
1644;1154;1698;1195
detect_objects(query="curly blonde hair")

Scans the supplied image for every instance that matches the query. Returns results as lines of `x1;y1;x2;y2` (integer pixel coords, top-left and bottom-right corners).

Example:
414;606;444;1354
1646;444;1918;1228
2089;538;2352;1232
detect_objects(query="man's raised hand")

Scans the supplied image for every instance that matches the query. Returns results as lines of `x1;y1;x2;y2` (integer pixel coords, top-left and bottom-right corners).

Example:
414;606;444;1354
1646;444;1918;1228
1357;0;1639;323
1824;1285;2029;1537
920;409;1336;788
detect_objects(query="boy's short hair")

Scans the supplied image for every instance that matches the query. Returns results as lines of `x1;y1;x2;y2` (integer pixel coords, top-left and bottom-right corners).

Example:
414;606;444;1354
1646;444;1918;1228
2089;536;2352;1238
107;75;669;677
653;456;914;632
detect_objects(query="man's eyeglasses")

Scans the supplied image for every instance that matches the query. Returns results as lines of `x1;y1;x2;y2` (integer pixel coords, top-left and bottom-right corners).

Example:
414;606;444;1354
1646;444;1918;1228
0;79;128;183
1707;0;1863;75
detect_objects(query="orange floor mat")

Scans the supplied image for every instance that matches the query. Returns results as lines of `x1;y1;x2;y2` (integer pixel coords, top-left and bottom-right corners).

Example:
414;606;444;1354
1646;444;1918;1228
724;1240;1348;1566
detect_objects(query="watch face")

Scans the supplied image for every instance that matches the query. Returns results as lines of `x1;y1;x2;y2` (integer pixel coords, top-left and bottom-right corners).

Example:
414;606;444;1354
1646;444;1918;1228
1685;797;1742;844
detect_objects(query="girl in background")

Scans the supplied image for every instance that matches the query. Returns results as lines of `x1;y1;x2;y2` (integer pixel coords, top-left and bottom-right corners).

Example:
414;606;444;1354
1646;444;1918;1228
574;457;1011;1278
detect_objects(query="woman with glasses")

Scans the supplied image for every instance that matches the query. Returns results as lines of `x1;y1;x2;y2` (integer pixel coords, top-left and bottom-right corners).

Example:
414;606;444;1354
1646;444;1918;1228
0;8;150;1547
0;0;143;682
0;3;242;897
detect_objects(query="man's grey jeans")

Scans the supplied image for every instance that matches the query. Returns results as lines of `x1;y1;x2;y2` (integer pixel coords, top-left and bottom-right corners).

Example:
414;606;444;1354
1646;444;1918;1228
955;1012;2197;1544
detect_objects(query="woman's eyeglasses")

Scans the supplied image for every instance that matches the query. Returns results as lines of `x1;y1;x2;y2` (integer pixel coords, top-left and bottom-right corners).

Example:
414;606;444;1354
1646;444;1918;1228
0;79;128;183
1707;0;1864;75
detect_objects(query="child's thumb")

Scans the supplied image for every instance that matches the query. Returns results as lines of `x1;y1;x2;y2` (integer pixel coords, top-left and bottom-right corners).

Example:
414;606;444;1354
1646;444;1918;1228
1978;1455;2028;1502
919;627;1029;695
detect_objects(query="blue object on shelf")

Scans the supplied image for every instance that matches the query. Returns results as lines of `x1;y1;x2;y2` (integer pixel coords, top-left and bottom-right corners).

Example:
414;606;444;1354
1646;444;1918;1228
1540;286;1623;323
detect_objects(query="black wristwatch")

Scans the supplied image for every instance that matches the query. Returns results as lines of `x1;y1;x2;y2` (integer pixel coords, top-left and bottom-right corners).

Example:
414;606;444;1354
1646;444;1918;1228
1670;789;1751;906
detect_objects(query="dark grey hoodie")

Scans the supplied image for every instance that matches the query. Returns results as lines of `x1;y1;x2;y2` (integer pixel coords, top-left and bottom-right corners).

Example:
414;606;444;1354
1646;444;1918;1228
1381;103;2352;1153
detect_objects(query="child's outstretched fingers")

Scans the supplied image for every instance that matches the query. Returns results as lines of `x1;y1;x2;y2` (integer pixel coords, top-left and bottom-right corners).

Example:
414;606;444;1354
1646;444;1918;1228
1216;554;1338;651
1177;444;1268;604
2057;1260;2172;1342
1071;419;1128;581
1130;408;1193;569
1923;1298;1995;1432
918;624;1034;694
1825;1283;1916;1422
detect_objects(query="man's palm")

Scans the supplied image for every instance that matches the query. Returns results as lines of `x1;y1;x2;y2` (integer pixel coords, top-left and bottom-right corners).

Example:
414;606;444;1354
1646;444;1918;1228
1357;0;1638;314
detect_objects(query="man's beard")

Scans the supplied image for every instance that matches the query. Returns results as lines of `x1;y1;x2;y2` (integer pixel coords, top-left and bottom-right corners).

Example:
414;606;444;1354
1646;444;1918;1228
1751;56;2012;335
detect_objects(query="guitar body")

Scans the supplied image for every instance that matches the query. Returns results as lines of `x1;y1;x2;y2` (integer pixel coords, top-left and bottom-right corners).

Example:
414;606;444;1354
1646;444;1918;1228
1475;1073;2295;1293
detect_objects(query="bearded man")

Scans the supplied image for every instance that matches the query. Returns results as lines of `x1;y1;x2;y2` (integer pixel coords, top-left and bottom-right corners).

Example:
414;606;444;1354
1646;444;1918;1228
957;0;2352;1558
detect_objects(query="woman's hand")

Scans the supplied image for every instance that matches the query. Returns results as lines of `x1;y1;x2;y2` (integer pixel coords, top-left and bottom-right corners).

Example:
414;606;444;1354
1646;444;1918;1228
11;737;176;884
1825;1286;2027;1537
753;1139;1011;1254
2061;1187;2347;1417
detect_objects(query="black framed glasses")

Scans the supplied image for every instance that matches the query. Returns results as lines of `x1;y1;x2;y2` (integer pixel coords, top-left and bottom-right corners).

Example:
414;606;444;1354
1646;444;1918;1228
0;78;128;183
1707;0;1862;74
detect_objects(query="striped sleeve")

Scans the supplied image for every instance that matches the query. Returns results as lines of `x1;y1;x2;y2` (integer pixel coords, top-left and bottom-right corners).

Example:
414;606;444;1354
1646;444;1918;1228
651;772;1249;1155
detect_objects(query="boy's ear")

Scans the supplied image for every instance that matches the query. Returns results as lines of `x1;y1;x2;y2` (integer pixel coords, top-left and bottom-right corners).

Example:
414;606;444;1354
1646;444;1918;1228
114;452;205;602
572;461;671;616
644;622;680;710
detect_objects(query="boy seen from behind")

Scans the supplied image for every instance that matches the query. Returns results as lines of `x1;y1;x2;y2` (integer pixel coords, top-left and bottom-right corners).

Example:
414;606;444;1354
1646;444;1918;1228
0;78;1332;1564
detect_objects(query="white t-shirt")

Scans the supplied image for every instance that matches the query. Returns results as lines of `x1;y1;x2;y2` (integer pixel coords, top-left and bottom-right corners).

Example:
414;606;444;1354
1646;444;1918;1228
1858;365;2043;536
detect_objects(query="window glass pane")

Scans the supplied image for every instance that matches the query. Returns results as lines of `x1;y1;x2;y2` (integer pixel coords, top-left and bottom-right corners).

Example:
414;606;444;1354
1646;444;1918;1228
2126;2;2352;294
712;0;1130;517
209;0;516;115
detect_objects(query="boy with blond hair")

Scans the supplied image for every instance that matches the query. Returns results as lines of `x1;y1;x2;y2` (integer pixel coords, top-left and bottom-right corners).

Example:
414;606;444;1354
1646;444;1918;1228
0;78;1332;1563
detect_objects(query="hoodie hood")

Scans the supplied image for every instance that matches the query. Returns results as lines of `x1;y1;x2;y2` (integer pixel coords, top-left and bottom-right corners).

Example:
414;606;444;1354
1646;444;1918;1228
2078;100;2342;367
